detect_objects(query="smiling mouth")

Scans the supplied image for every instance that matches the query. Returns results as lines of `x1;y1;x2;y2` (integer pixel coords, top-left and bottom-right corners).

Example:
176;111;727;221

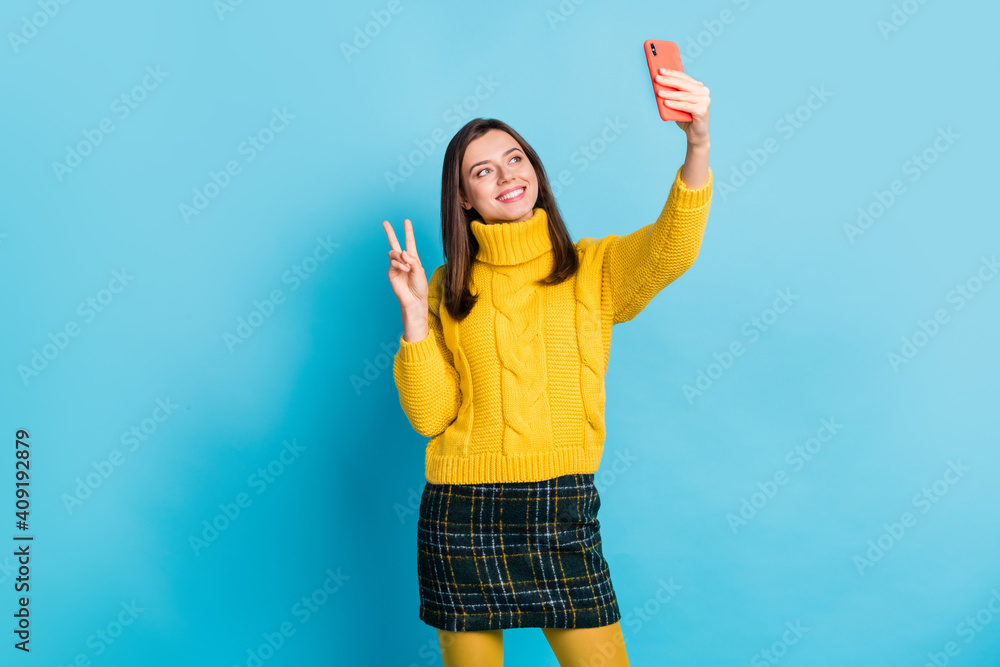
496;187;526;202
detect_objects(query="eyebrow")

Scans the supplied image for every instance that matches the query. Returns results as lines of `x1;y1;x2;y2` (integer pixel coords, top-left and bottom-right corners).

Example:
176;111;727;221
467;148;522;176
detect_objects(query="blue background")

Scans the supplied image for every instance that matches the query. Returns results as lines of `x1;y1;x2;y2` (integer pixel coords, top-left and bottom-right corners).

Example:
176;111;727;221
2;0;998;665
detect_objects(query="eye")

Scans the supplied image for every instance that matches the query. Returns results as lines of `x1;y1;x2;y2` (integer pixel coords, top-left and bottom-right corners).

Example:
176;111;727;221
475;155;523;178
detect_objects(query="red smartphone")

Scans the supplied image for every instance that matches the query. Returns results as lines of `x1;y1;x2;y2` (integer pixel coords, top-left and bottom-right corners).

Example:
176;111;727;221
644;39;693;122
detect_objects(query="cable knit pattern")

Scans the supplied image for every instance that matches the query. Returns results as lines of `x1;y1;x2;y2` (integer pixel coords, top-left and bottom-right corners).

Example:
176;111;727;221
393;166;713;484
574;246;607;450
491;265;553;454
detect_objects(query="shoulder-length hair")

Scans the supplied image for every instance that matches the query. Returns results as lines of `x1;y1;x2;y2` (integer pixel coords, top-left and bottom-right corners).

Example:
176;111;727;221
439;118;579;321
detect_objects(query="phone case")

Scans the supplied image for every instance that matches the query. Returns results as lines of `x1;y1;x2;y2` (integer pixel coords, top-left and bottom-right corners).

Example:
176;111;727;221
644;39;693;122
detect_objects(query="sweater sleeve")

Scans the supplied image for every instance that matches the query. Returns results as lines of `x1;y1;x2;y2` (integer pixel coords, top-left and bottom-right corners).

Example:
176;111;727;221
392;265;462;438
604;165;713;325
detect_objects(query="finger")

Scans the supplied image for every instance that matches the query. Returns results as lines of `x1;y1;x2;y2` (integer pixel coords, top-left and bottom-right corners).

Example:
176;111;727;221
658;68;699;85
383;220;402;253
403;245;421;262
657;80;696;96
662;98;702;112
404;218;418;258
658;89;701;102
656;72;700;90
390;259;410;272
657;68;695;81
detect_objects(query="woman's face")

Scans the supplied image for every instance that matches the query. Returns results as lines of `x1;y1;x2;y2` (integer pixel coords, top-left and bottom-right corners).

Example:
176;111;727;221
459;129;539;225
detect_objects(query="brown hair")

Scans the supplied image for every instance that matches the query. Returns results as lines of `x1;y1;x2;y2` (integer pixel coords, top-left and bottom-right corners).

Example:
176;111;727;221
439;118;579;321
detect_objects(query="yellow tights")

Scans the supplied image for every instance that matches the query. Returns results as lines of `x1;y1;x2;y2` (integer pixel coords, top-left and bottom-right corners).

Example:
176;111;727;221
437;621;630;667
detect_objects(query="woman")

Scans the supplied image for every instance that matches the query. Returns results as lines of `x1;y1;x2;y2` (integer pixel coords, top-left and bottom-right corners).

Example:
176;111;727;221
382;68;711;666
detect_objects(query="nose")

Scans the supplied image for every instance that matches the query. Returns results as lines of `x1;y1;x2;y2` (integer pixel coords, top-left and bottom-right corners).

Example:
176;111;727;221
497;164;516;183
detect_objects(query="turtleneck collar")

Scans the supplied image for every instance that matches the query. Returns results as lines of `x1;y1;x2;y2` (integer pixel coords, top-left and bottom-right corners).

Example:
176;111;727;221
469;207;554;266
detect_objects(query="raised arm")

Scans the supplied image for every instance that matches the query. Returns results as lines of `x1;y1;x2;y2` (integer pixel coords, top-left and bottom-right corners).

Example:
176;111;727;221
606;65;713;324
604;164;712;324
392;265;462;437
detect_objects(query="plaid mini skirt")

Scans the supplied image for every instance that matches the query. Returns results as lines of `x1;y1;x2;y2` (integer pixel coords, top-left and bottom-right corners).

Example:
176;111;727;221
416;472;622;632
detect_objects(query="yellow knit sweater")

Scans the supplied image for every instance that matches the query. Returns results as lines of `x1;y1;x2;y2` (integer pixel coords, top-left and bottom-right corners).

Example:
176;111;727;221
394;165;713;484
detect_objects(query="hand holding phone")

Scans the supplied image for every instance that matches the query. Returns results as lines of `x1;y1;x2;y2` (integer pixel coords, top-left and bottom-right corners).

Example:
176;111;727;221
644;40;693;122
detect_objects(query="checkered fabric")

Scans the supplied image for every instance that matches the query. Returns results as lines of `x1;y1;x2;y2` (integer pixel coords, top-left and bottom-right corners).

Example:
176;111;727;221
416;473;622;632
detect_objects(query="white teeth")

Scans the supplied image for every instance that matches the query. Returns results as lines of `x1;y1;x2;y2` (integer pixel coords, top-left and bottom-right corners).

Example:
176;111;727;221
497;187;524;201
